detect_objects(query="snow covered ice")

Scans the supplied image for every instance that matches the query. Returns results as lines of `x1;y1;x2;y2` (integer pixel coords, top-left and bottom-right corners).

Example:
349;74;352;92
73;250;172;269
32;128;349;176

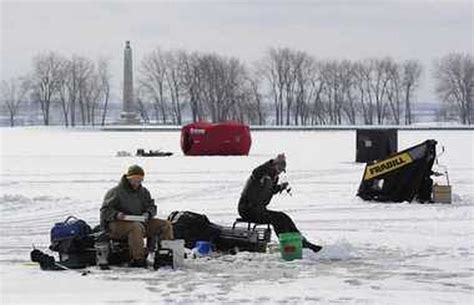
0;127;473;304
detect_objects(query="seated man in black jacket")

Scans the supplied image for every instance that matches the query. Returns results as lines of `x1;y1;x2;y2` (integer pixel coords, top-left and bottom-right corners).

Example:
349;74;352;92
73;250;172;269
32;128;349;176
238;154;322;253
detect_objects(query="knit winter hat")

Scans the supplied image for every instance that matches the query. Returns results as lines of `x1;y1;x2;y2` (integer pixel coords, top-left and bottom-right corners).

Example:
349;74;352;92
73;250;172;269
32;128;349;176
274;153;286;172
126;164;145;178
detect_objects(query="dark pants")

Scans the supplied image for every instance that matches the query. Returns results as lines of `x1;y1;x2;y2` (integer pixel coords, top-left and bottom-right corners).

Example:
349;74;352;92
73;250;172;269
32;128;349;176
239;208;299;236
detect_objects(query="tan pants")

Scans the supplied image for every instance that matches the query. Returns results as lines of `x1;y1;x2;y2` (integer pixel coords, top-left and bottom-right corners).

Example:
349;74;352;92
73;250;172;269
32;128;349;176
108;219;174;260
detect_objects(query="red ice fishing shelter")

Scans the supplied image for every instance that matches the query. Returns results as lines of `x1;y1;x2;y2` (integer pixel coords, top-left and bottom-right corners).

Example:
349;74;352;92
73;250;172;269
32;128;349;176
181;121;252;156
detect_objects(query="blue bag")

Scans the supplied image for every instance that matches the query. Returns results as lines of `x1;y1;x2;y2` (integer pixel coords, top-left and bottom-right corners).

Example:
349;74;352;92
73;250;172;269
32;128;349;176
50;216;92;243
49;216;95;268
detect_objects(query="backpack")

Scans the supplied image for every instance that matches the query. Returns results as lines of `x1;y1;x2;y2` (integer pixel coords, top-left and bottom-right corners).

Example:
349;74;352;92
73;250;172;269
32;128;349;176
50;216;93;252
168;211;222;249
49;216;95;268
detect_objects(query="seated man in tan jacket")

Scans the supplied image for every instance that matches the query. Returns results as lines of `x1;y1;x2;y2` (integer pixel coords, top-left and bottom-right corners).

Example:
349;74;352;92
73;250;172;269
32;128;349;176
100;164;173;267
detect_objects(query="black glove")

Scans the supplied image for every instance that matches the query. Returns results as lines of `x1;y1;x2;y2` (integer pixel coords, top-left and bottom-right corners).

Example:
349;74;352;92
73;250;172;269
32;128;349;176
279;182;289;193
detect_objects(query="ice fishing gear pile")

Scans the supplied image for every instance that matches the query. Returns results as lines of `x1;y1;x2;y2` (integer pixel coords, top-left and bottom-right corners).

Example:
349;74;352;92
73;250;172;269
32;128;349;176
168;211;272;253
357;139;451;203
31;211;273;271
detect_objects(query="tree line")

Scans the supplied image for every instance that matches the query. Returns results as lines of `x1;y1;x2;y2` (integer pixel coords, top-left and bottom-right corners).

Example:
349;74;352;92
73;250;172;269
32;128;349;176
1;48;472;126
1;53;111;127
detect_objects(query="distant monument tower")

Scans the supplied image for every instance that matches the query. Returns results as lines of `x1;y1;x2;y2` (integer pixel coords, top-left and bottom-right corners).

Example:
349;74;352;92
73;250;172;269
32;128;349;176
120;41;140;124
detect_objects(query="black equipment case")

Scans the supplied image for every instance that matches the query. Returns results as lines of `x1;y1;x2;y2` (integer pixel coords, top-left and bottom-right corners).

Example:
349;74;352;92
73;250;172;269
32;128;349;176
215;225;270;253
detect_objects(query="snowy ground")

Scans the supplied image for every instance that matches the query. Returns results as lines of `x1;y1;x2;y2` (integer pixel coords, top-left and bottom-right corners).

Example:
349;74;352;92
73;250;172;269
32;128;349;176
0;127;473;304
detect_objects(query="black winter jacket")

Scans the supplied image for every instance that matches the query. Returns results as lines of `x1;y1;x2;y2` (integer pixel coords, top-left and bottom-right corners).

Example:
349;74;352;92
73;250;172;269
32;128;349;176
238;159;286;216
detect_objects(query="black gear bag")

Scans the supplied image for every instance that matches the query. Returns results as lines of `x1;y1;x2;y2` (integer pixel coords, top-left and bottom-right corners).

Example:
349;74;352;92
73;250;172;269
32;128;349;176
167;211;222;249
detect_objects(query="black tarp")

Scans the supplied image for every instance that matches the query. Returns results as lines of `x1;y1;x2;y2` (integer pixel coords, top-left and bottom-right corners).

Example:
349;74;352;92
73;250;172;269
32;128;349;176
357;139;437;203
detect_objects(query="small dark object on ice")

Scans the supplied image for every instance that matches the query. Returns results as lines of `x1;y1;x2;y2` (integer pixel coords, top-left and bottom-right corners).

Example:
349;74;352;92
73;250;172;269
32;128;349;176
136;149;173;157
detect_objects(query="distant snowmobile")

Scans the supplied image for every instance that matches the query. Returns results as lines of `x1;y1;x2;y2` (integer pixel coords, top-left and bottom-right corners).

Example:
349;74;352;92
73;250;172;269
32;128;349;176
357;139;438;203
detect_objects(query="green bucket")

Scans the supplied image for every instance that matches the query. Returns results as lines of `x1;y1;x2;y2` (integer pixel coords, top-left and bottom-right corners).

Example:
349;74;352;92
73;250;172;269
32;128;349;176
278;232;303;261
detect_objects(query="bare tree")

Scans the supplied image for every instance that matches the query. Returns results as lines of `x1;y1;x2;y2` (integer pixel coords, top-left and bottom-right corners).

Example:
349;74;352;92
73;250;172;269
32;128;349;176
179;51;204;122
294;58;309;125
177;52;249;123
97;58;111;126
135;88;150;124
291;51;313;125
434;53;473;124
55;55;109;127
353;60;374;125
261;48;321;126
1;77;29;126
82;70;102;126
234;87;262;124
402;60;422;124
308;61;326;125
164;52;184;125
283;51;298;125
56;55;93;126
76;58;94;125
226;61;259;123
372;58;392;124
139;48;169;124
385;59;403;125
30;52;64;125
209;55;247;122
261;48;290;125
320;61;340;124
340;60;357;125
57;62;71;126
225;58;248;122
248;70;266;125
196;54;219;122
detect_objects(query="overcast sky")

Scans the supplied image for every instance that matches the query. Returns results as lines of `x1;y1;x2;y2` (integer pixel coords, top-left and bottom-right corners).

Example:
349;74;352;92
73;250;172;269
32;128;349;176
1;0;472;103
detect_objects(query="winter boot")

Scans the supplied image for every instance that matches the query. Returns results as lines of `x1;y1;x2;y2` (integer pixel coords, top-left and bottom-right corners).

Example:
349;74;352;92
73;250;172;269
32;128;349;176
302;239;322;253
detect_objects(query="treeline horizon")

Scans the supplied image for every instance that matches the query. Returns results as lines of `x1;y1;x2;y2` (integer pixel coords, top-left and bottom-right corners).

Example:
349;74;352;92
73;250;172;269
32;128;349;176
1;47;472;127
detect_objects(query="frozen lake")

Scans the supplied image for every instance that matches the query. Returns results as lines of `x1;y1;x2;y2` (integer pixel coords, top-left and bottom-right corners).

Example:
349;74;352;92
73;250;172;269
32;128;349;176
0;127;473;304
